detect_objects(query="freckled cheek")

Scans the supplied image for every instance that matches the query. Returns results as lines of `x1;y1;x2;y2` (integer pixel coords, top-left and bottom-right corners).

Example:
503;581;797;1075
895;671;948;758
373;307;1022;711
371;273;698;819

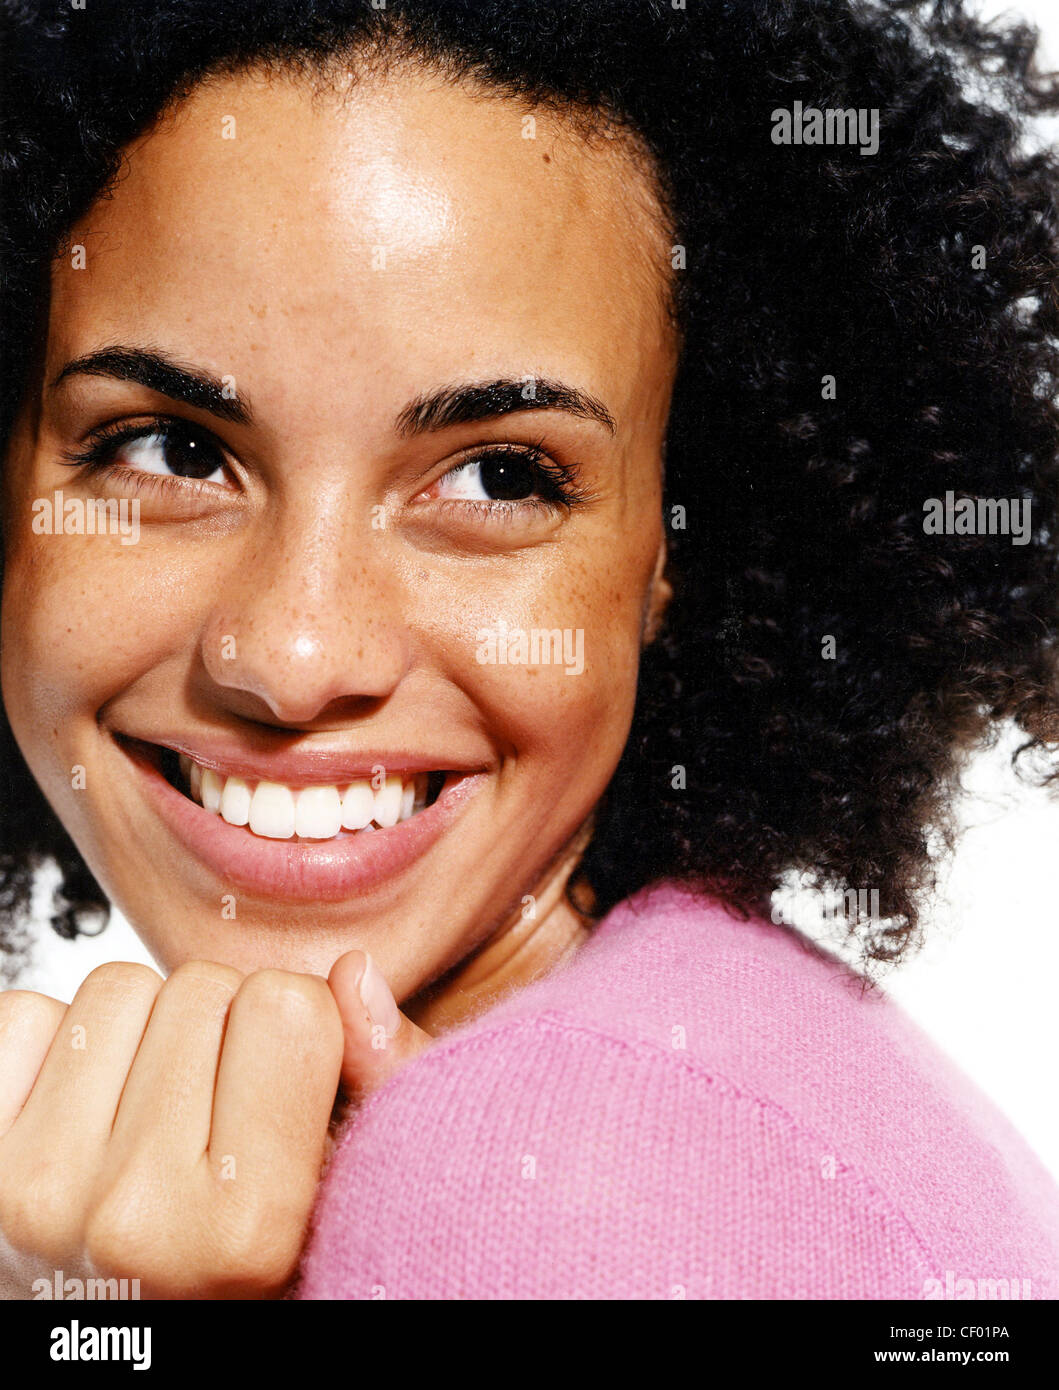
1;540;183;747
458;610;643;774
444;545;651;755
462;653;639;834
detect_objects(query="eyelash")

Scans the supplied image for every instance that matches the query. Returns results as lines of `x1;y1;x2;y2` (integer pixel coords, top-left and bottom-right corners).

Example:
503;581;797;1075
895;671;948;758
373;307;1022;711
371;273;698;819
59;418;229;503
59;418;591;514
441;441;590;512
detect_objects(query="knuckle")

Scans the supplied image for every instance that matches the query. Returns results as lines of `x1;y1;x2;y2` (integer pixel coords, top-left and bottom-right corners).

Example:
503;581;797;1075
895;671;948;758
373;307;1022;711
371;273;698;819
208;1195;301;1294
83;1185;171;1284
0;989;62;1034
164;959;243;998
80;961;163;1004
235;968;335;1023
0;1169;76;1262
0;1184;37;1254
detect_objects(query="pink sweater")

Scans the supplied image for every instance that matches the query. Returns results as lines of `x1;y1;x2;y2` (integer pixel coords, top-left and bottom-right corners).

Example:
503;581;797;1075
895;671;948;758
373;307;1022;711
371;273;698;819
295;882;1059;1299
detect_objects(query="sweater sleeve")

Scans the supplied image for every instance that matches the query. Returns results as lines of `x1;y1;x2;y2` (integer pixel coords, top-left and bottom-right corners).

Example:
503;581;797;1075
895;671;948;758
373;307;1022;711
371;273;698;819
294;1011;939;1300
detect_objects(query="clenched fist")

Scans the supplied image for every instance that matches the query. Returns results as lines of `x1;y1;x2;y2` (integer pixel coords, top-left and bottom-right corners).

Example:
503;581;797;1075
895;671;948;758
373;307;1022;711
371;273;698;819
0;952;431;1300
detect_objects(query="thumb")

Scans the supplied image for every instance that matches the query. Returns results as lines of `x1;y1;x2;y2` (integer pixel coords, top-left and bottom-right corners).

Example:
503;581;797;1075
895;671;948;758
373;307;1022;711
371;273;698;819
328;949;433;1106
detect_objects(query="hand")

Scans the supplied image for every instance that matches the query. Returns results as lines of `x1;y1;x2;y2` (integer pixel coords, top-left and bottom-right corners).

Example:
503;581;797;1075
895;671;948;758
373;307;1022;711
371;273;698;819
325;950;433;1141
0;961;344;1300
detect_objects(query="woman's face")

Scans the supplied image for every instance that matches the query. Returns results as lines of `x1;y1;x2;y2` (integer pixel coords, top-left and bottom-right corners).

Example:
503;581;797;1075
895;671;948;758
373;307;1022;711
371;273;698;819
0;65;677;1009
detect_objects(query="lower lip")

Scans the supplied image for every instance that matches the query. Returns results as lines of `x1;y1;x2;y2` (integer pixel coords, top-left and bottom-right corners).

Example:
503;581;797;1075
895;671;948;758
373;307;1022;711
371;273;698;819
123;739;486;902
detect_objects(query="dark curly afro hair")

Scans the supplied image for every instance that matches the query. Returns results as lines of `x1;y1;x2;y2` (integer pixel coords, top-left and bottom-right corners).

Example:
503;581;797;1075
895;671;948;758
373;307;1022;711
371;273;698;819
1;0;1058;976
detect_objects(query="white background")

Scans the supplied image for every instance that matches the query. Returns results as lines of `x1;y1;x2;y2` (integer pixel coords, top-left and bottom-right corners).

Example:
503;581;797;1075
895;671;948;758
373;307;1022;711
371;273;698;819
6;1;1059;1185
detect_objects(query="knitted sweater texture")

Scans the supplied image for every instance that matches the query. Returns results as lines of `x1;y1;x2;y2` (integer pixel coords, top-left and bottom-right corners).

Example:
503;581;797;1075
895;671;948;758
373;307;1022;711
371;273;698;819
295;882;1059;1299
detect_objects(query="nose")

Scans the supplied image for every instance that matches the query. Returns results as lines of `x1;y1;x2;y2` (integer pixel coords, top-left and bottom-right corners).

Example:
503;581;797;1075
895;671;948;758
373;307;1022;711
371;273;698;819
200;492;411;726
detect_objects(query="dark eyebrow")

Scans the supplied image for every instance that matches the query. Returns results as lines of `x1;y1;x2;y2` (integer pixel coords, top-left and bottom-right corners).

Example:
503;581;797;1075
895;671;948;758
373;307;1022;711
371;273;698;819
395;378;616;436
51;352;616;438
51;347;252;426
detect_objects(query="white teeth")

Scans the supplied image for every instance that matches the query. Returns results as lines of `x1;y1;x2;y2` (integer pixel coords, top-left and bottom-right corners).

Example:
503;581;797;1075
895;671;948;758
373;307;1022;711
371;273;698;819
373;775;403;828
249;781;296;839
220;776;252;827
340;780;375;831
176;755;438;840
294;785;343;839
201;769;224;814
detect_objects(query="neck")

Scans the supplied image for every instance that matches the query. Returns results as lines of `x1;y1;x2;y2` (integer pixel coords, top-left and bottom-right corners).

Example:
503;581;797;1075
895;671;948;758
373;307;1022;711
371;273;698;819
403;822;595;1034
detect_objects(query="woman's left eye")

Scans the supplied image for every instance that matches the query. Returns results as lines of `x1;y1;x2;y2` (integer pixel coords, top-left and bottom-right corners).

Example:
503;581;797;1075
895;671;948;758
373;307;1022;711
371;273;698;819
424;449;580;508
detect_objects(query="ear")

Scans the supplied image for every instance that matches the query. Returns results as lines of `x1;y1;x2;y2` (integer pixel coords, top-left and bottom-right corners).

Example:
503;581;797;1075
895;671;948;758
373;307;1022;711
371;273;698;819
643;532;672;646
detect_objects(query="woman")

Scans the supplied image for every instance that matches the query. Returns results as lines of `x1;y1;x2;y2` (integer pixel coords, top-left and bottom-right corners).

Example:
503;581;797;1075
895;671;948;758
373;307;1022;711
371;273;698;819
1;0;1057;1299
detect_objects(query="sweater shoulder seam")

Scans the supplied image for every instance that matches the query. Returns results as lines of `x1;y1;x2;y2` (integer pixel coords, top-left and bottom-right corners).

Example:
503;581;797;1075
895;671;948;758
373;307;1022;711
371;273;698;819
337;1005;942;1284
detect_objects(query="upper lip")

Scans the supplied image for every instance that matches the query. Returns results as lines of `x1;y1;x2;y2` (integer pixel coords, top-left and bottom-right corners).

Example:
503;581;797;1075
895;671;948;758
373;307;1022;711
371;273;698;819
117;732;490;787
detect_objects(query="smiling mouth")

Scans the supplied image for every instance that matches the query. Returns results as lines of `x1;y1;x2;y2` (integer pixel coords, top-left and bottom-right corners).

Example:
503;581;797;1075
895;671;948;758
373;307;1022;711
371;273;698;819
155;745;450;842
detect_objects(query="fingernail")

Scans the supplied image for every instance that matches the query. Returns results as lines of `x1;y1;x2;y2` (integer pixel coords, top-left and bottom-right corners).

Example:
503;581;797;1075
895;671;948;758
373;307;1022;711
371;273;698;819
358;951;401;1038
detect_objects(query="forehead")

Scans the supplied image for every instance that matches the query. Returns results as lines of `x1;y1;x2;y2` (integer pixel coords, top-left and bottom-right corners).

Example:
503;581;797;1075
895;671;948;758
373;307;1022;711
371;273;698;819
49;65;676;431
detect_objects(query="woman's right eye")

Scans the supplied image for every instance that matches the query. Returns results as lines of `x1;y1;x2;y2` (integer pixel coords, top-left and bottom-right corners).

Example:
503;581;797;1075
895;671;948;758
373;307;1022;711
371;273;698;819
117;427;227;482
